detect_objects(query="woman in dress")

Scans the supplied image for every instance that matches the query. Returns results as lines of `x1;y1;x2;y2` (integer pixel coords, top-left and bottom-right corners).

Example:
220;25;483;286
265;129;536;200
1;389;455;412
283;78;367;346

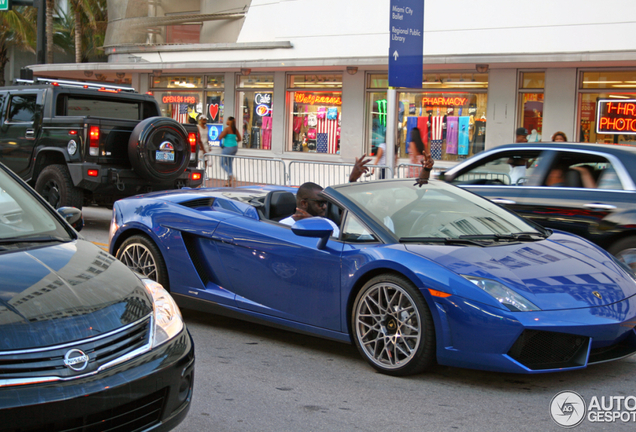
218;117;242;186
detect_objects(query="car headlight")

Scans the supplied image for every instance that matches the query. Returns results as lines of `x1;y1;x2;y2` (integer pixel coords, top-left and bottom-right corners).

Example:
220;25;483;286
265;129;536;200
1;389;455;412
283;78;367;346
462;275;540;312
142;278;184;347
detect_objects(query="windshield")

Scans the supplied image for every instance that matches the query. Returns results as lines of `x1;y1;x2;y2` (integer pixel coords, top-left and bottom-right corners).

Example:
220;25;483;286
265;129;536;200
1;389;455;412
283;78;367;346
333;180;543;241
0;167;73;244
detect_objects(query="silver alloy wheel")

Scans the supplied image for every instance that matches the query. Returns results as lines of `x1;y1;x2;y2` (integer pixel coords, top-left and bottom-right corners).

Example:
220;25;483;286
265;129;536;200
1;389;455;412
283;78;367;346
118;242;158;281
354;281;422;370
616;248;636;271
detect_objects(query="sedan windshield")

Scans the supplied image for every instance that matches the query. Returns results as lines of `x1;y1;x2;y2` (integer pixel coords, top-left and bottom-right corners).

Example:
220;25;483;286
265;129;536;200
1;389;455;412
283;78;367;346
333;180;545;242
0;168;73;247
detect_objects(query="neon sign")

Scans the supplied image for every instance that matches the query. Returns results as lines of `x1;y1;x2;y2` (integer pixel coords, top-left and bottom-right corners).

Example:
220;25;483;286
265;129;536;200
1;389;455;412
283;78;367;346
295;93;342;106
162;95;198;104
421;97;468;106
597;100;636;134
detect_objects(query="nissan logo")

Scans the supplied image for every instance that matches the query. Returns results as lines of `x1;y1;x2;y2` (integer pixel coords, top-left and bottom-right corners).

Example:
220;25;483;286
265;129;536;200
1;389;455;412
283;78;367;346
64;349;90;371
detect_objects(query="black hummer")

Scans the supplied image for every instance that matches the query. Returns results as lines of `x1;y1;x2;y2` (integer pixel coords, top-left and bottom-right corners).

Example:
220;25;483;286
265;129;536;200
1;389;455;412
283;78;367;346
0;78;203;208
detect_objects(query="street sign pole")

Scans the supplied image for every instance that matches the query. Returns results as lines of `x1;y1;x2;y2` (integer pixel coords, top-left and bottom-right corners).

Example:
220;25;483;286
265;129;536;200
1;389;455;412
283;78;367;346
386;87;397;178
386;0;424;178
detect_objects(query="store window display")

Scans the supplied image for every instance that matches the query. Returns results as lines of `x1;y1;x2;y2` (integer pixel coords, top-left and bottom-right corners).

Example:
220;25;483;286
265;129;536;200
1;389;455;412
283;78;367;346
236;75;274;150
366;73;488;161
578;71;636;145
287;74;342;154
517;72;544;142
152;74;224;145
399;93;487;161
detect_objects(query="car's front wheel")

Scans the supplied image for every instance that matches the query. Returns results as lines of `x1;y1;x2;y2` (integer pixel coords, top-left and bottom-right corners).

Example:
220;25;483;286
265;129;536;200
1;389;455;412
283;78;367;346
116;235;169;289
351;274;435;376
609;237;636;271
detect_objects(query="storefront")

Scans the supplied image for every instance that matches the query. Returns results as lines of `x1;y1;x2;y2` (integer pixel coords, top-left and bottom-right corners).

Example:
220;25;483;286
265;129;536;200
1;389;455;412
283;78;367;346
577;70;636;144
236;74;275;150
517;71;544;142
286;74;342;154
151;74;225;145
366;72;488;162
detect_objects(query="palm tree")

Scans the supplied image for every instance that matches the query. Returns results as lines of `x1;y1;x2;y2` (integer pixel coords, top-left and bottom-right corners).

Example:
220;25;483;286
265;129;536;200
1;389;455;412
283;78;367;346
46;0;54;63
60;0;107;63
0;6;36;86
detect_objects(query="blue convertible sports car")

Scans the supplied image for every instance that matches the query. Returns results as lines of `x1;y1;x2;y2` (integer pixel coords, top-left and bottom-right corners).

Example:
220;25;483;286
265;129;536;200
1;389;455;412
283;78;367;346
109;179;636;376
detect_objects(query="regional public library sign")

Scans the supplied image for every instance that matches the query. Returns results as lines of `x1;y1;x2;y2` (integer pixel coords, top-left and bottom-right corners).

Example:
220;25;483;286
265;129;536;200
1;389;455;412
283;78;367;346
597;100;636;134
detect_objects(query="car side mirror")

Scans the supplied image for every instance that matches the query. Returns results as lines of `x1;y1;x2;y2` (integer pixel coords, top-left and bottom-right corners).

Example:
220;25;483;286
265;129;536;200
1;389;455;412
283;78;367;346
291;217;333;249
57;206;84;232
437;171;447;181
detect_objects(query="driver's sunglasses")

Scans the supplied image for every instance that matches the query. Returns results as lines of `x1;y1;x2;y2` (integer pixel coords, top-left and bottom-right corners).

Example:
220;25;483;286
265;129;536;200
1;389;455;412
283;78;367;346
307;199;328;207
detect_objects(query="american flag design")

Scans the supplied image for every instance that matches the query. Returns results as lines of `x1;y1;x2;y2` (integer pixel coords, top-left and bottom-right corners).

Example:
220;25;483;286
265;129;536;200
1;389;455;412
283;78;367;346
317;133;328;153
172;104;189;123
316;116;339;154
430;115;444;160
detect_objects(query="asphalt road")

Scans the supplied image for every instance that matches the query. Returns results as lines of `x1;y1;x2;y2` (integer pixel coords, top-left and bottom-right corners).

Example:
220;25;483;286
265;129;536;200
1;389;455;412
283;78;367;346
81;206;636;432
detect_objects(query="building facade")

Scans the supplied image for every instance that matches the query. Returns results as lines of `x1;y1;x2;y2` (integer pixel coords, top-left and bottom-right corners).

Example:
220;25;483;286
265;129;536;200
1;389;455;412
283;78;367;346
27;0;636;169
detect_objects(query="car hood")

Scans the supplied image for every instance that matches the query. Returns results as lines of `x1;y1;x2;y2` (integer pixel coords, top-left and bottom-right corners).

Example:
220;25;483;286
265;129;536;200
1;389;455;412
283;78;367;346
405;232;636;311
0;240;153;350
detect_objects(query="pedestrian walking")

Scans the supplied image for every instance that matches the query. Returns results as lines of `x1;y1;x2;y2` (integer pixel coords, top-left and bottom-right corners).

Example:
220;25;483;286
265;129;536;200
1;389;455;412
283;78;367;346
218;117;241;186
196;115;211;178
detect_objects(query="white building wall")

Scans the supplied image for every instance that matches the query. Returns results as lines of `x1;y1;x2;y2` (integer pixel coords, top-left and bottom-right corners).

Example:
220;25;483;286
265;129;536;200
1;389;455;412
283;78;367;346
486;69;517;148
543;68;578;142
132;0;636;64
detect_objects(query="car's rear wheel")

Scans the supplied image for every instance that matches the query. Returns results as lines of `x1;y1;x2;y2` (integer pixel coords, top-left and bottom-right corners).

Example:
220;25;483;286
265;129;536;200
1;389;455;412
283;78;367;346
116;235;169;289
351;274;435;376
609;237;636;271
35;164;84;209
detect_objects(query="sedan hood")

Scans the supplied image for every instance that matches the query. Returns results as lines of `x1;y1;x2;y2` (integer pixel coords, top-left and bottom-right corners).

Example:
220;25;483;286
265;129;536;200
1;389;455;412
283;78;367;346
0;240;152;350
405;232;636;311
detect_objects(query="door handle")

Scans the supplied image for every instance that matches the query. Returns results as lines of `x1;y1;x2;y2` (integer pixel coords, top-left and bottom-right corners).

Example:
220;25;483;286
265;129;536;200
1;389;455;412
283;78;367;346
25;129;36;139
491;198;517;205
583;203;617;211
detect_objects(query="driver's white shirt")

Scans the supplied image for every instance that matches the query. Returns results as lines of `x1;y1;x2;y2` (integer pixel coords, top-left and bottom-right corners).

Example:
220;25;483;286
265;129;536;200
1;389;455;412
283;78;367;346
279;216;340;237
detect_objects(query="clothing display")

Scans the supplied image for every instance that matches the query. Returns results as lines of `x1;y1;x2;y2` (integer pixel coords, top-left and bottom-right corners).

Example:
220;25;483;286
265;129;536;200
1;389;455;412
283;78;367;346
262;117;272;150
250;126;261;148
472;119;487;154
445;116;459;155
458;116;470;155
291;100;341;154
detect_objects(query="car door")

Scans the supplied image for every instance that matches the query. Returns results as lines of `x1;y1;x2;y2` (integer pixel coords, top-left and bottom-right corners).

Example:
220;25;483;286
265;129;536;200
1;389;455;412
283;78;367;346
503;150;636;245
212;216;344;331
0;91;42;177
447;148;546;215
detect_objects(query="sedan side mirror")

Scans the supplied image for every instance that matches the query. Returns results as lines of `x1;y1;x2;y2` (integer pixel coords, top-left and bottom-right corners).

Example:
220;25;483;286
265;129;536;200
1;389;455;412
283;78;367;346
291;217;333;250
57;206;84;232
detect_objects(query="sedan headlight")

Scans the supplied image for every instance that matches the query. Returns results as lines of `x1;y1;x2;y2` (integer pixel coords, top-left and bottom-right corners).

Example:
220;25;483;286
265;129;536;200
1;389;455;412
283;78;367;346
462;275;540;312
142;278;184;347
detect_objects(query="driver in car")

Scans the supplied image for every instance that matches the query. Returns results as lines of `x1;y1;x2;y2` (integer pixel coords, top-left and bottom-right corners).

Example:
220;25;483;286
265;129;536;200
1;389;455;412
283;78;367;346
279;182;340;237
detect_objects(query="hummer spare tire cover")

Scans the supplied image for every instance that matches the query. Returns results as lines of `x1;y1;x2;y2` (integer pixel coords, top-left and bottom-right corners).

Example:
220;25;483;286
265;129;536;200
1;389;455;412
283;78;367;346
128;116;190;182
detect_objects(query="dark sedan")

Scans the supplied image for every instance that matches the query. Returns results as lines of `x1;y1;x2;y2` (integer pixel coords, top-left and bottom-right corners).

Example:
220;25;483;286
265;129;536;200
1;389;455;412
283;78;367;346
0;163;194;431
442;142;636;269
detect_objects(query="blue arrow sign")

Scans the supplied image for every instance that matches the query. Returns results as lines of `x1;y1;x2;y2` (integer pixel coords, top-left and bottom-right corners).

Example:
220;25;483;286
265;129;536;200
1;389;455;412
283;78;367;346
389;0;424;89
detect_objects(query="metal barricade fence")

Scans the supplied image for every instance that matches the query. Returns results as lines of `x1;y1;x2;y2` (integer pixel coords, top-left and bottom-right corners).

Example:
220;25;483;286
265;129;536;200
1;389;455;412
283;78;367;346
200;153;286;187
287;161;393;187
395;163;444;179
